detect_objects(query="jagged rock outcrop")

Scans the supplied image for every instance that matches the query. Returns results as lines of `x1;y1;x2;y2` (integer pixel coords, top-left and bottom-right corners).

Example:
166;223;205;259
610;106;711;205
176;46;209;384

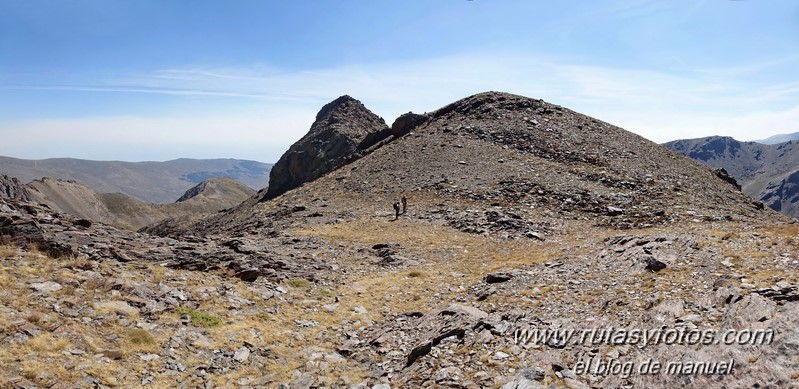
389;112;428;138
714;168;741;191
262;95;392;200
0;174;31;201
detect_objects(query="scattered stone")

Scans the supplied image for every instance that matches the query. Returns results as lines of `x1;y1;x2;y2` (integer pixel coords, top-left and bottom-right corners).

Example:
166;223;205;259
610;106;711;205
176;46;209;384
75;219;92;228
139;353;160;361
644;257;667;272
234;269;260;282
295;320;317;328
607;206;624;216
5;376;38;389
30;281;62;293
288;373;314;389
99;349;124;360
520;367;545;381
442;303;488;319
495;351;510;359
94;301;139;315
233;346;251;363
485;272;513;284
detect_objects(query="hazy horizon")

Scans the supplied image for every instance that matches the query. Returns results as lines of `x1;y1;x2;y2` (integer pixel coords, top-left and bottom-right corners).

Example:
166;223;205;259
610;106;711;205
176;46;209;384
0;154;274;165
3;128;798;165
2;1;798;162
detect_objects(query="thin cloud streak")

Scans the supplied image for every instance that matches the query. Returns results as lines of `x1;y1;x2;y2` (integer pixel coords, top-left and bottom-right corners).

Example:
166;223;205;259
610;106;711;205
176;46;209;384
123;53;799;111
2;52;798;161
0;84;315;102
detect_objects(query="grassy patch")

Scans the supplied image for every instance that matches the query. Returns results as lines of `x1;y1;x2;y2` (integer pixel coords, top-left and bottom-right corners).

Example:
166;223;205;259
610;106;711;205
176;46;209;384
150;264;167;283
176;307;223;328
0;244;17;258
286;278;312;288
123;328;155;346
27;333;69;353
406;270;425;278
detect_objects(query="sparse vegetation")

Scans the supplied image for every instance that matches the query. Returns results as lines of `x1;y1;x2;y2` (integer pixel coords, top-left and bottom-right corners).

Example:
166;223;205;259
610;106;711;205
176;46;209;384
176;307;223;328
150;263;167;282
26;333;69;353
286;277;312;288
25;312;43;324
123;327;156;346
0;244;16;258
406;270;425;278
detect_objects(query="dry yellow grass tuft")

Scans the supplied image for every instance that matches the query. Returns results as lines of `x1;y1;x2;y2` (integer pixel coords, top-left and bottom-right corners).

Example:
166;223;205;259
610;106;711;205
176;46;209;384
0;244;17;258
26;333;69;353
149;263;167;282
406;270;425;278
286;277;312;288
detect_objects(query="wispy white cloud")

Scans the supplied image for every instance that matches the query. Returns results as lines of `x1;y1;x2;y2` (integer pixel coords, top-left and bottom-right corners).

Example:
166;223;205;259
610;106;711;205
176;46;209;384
2;51;798;161
3;84;283;99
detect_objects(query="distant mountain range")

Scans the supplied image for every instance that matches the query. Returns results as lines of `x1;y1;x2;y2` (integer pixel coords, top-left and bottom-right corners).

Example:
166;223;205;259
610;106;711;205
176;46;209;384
754;131;799;145
0;156;272;204
1;174;257;230
664;136;799;218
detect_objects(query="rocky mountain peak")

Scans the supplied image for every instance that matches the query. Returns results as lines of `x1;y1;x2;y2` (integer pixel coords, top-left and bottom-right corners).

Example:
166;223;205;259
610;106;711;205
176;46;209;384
262;95;393;200
314;94;359;121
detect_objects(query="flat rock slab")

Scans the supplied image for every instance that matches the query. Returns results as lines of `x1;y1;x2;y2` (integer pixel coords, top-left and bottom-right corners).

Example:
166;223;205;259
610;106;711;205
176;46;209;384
94;301;139;315
30;281;62;293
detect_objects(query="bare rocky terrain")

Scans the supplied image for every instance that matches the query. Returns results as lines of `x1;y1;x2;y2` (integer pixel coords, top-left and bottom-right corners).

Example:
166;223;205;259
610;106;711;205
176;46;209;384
1;92;798;389
664;136;799;218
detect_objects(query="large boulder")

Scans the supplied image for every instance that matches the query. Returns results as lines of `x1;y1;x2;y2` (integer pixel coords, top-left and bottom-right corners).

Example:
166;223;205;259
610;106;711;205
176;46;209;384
262;95;394;200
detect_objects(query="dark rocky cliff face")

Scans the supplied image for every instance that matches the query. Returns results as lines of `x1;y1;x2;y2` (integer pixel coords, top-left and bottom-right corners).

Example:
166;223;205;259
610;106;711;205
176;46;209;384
0;174;31;201
262;95;392;200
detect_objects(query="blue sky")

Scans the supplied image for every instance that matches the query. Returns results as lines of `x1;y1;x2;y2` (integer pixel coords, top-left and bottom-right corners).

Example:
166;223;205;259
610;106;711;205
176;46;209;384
1;0;798;162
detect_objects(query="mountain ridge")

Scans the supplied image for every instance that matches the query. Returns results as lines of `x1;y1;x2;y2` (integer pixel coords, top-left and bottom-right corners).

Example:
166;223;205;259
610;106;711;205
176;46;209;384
0;156;271;204
2;175;256;230
181;91;777;239
664;135;799;218
754;131;799;145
